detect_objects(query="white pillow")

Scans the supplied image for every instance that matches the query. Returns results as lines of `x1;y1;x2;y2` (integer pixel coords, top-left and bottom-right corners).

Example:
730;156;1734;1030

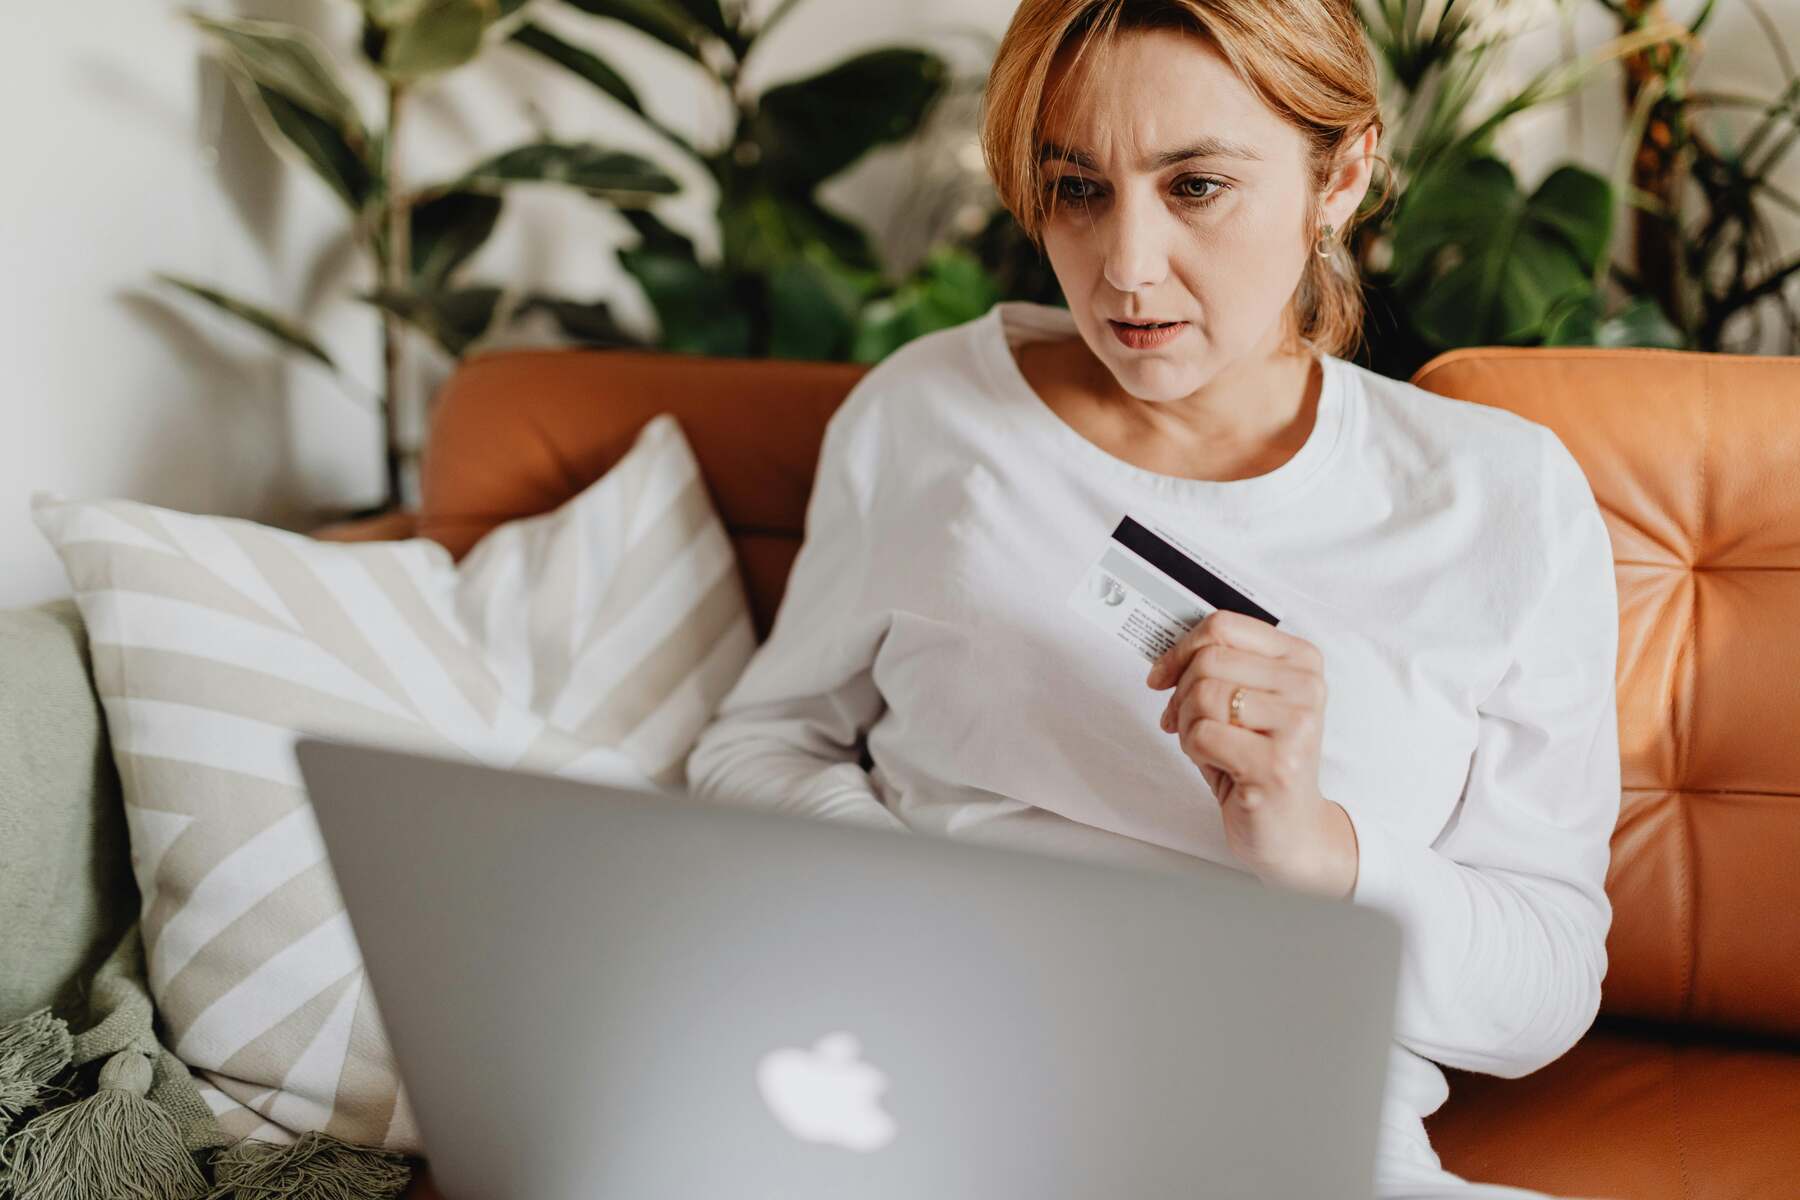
29;413;756;1149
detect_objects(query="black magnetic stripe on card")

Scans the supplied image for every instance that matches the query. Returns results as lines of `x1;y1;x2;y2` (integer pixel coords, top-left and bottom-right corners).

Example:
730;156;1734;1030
1110;517;1279;626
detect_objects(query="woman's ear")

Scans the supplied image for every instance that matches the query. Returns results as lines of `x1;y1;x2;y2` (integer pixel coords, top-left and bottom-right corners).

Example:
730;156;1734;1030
1321;124;1379;232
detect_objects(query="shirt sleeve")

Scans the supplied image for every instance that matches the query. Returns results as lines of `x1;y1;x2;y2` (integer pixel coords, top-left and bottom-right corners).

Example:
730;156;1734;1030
1341;429;1622;1079
683;382;905;833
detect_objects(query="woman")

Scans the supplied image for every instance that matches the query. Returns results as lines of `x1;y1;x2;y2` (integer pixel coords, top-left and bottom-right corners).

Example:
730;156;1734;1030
686;2;1621;1197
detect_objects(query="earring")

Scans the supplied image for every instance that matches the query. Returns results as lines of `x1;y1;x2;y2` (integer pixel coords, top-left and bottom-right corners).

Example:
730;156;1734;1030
1315;223;1337;258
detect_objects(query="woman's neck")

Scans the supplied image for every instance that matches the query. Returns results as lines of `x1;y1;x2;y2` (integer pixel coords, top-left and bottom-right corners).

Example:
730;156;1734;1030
1019;337;1322;484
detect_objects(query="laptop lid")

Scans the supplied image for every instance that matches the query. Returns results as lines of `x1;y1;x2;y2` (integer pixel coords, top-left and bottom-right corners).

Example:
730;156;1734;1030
295;733;1400;1200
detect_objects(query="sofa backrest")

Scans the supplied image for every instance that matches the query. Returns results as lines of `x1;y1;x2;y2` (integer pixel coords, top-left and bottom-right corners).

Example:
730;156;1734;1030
423;341;1800;1043
420;348;868;641
1412;347;1800;1042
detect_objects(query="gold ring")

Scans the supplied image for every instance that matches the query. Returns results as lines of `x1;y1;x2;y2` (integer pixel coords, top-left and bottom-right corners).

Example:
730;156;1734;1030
1228;686;1247;727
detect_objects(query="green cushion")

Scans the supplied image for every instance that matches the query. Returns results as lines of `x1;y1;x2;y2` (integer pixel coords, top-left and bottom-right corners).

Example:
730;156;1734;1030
0;599;139;1022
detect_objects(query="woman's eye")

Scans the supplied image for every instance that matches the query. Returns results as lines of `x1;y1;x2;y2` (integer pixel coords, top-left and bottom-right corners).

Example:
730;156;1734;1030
1177;177;1225;202
1050;176;1226;205
1054;177;1096;202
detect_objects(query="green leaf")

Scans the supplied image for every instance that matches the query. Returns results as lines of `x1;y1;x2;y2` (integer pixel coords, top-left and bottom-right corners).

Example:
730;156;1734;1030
666;0;730;44
188;15;366;146
767;244;884;360
850;246;999;362
719;185;879;277
753;48;948;186
459;142;680;199
1528;166;1613;272
363;0;527;23
510;22;644;116
156;273;337;371
358;0;419;24
190;12;376;210
1597;296;1688;348
357;0;425;24
409;190;503;291
380;0;496;81
1541;292;1599;346
1391;156;1612;347
1414;231;1591;347
255;85;378;210
516;295;638;345
1542;292;1689;349
363;286;505;356
616;209;752;356
563;0;703;61
1390;157;1518;286
360;17;390;67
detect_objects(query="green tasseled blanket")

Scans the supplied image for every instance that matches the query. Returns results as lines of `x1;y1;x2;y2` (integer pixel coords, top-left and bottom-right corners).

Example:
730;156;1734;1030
0;923;415;1200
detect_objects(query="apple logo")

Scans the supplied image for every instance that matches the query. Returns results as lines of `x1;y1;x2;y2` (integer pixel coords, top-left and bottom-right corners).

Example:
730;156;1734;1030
756;1032;897;1152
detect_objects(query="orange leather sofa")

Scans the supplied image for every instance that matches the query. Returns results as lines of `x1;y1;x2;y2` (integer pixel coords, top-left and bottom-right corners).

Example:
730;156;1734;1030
362;344;1799;1200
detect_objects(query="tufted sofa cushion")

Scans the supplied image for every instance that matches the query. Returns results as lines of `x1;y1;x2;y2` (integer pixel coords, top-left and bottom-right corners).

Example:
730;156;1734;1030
1410;348;1800;1041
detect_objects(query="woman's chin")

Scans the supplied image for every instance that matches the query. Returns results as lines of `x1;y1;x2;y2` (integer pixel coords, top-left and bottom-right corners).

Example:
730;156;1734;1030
1101;355;1212;401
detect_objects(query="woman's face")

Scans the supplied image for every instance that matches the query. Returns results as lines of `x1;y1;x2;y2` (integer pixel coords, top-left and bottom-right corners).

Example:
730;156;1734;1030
1037;27;1337;400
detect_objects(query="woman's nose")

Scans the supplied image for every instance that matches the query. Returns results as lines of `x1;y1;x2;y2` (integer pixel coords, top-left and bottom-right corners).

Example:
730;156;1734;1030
1100;191;1170;295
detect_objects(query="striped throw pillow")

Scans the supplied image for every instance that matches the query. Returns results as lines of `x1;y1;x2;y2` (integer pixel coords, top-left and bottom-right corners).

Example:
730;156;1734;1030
29;413;755;1149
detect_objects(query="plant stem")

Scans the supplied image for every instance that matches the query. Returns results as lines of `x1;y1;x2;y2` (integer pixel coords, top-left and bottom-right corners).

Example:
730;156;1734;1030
1617;0;1688;332
381;80;411;513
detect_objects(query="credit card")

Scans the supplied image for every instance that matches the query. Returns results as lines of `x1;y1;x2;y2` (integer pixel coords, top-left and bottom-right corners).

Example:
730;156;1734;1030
1066;513;1279;665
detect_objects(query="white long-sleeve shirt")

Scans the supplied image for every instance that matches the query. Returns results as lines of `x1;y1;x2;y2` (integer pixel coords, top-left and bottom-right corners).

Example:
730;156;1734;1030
685;299;1621;1174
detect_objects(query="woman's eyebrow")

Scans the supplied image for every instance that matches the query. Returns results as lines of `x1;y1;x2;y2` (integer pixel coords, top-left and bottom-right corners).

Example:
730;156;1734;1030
1038;137;1264;170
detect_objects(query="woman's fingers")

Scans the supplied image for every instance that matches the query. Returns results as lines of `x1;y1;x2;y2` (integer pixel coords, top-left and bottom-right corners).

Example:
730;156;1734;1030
1158;641;1318;728
1171;676;1289;734
1147;610;1320;689
1174;712;1267;786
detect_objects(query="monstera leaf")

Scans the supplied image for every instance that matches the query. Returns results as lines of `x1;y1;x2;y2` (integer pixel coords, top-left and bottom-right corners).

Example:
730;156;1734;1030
1391;156;1612;348
753;48;949;187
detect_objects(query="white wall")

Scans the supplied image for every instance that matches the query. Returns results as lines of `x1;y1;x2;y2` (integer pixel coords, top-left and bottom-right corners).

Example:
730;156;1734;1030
0;0;995;608
4;0;1795;608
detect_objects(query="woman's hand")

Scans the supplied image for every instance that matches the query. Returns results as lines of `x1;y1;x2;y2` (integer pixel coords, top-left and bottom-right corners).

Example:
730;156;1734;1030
1144;610;1358;899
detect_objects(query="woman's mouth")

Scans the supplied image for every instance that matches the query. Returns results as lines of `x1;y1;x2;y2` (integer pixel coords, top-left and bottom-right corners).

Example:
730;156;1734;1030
1108;319;1188;350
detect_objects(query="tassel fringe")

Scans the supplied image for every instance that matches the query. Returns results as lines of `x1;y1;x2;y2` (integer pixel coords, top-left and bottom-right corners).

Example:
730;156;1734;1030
207;1129;412;1200
0;1048;207;1200
0;1009;73;1132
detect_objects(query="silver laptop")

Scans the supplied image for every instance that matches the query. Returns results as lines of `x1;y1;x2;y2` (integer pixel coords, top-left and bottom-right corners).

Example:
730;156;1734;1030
294;733;1401;1200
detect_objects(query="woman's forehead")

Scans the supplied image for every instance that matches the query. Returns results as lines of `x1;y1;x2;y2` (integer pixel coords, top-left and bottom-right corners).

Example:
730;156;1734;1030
1040;28;1289;166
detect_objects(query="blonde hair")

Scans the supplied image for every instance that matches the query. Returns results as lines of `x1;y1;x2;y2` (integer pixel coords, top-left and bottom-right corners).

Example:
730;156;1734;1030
980;0;1386;359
